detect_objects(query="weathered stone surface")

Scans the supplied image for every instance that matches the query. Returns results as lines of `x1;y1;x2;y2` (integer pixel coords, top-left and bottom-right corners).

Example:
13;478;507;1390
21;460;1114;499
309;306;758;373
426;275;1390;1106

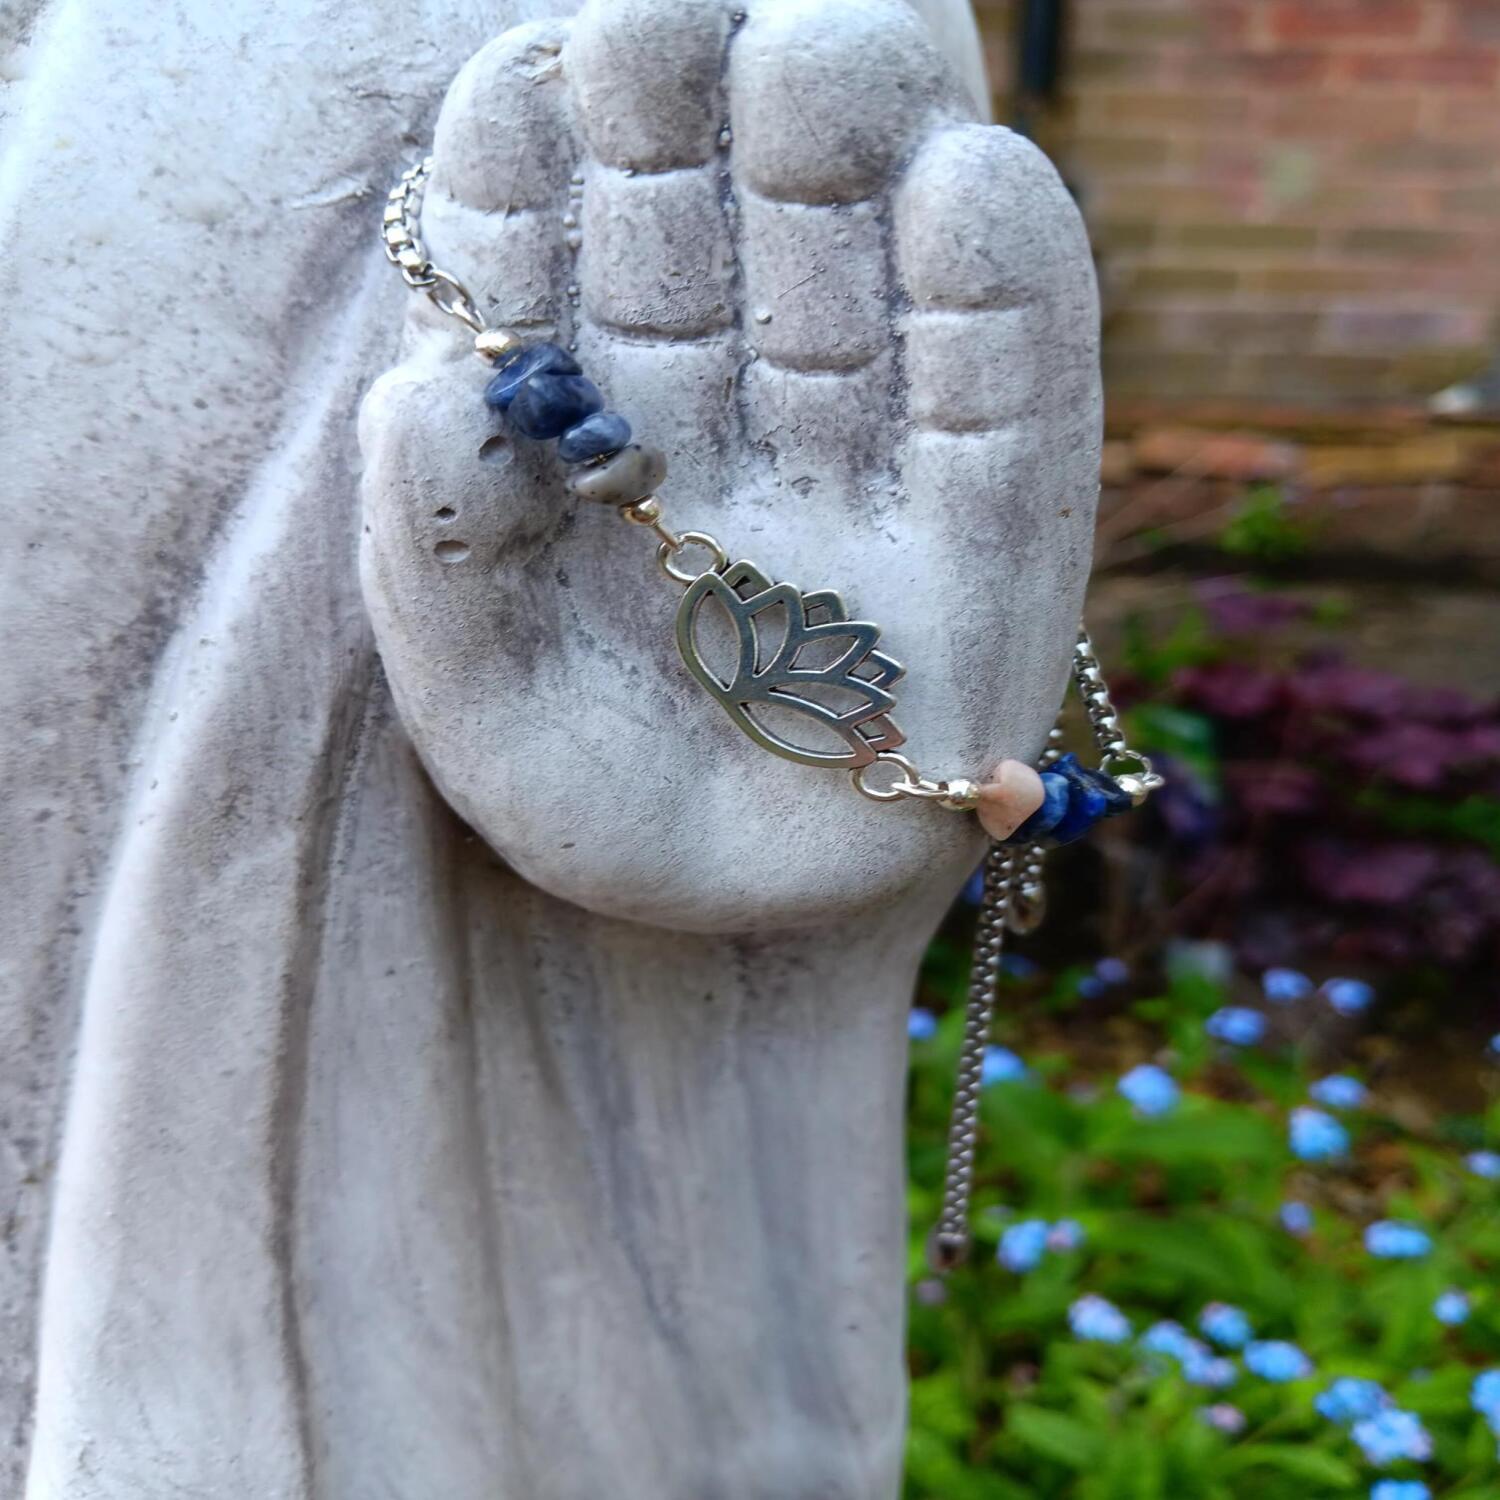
3;2;1094;1496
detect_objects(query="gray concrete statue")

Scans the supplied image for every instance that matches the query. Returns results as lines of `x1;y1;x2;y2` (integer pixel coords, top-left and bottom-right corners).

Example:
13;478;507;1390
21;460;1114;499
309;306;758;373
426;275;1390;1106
0;0;1099;1494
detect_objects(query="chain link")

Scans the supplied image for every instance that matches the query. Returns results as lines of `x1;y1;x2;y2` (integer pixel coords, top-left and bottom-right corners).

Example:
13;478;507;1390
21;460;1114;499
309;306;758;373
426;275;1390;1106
928;845;1017;1271
383;158;488;335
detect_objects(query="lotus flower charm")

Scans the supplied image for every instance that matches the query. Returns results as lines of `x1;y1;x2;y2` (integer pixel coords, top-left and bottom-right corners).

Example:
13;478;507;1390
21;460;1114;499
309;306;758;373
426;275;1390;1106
674;558;906;769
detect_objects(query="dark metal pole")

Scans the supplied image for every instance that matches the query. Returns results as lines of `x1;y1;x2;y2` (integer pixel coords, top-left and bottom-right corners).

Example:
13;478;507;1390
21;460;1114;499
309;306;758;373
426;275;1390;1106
1014;0;1065;138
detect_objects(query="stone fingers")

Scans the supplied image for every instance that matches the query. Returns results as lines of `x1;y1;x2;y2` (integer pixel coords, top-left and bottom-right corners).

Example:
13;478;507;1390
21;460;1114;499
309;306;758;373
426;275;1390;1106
894;122;1103;770
728;0;971;494
563;0;741;506
424;20;578;339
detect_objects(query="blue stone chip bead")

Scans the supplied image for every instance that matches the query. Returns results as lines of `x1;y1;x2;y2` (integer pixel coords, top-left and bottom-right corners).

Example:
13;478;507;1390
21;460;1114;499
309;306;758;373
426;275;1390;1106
508;372;605;440
557;410;632;463
1011;771;1070;842
483;342;580;411
1004;752;1134;847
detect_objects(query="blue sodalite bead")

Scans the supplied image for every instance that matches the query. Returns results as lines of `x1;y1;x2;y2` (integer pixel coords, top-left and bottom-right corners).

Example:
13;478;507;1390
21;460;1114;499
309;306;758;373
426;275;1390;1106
1011;771;1069;842
557;410;632;463
508;372;605;440
483;343;580;411
1004;753;1133;848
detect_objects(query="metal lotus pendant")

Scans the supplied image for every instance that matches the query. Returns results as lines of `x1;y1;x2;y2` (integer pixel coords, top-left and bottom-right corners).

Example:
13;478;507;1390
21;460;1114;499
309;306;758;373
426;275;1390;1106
674;558;906;769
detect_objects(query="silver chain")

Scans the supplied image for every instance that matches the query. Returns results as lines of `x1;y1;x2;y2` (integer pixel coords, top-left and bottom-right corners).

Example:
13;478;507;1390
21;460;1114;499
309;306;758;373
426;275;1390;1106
382;157;488;335
929;844;1017;1270
927;637;1160;1271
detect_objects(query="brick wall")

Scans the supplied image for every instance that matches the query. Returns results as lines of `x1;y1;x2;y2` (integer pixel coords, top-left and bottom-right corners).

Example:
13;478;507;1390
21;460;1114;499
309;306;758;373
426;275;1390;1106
973;0;1500;403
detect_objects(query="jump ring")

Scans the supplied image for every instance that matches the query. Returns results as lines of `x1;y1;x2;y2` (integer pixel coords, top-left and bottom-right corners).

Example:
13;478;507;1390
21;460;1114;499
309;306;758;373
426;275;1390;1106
658;530;729;585
851;751;923;803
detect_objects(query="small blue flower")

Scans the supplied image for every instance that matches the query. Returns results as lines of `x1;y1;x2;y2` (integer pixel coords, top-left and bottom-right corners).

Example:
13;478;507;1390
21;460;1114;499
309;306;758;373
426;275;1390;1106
1199;1403;1246;1435
1317;1377;1387;1425
1001;953;1039;980
1434;1289;1471;1326
1371;1483;1430;1500
1069;1294;1131;1344
1244;1340;1312;1382
1206;1006;1265;1046
1046;1219;1085;1252
1466;1149;1500;1180
1141;1320;1195;1363
981;1046;1028;1087
1352;1408;1432;1466
1310;1074;1368;1110
1262;967;1313;1004
1199;1302;1252;1350
1279;1200;1314;1235
1094;956;1130;986
1323;977;1375;1016
1365;1221;1432;1260
1472;1369;1500;1420
1489;1032;1500;1058
1118;1063;1179;1117
997;1219;1050;1273
961;866;985;906
1076;975;1107;1000
1184;1348;1237;1389
1290;1106;1349;1161
907;1007;938;1041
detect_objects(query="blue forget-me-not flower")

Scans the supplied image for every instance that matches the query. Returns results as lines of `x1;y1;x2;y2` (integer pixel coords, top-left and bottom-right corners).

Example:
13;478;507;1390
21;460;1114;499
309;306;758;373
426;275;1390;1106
1370;1483;1430;1500
1434;1289;1470;1326
1118;1063;1179;1117
1206;1006;1265;1045
1310;1074;1368;1110
1199;1303;1252;1349
1317;1377;1387;1425
981;1045;1027;1087
1262;967;1313;1003
1352;1408;1433;1466
1324;977;1375;1015
1365;1221;1432;1260
1244;1340;1312;1382
1069;1295;1131;1344
997;1220;1050;1273
1291;1106;1349;1161
1280;1200;1314;1234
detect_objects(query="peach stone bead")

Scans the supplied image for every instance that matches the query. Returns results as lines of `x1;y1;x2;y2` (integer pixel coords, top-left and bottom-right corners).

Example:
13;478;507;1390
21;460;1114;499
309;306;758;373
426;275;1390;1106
975;759;1046;842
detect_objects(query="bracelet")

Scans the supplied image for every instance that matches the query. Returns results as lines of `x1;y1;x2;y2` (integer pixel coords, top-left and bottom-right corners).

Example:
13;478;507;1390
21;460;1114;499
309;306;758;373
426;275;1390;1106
381;154;1163;1266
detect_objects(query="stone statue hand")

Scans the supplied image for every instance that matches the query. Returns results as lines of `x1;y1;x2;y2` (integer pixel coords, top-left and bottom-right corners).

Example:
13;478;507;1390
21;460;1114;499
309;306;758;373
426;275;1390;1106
360;0;1100;934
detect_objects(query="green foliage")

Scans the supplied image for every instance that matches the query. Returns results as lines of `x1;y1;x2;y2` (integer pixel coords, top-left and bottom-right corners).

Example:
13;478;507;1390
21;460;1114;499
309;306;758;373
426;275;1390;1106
903;959;1500;1500
1219;483;1312;561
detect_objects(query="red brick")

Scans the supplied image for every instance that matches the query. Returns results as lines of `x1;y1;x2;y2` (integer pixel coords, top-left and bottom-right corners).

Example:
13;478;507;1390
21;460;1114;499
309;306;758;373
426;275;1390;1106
1346;52;1500;87
1134;425;1303;479
1065;135;1173;174
1244;266;1388;298
1269;1;1422;44
1173;222;1321;255
1451;2;1500;45
1349;138;1493;174
1320;303;1492;352
1338;226;1473;258
1260;94;1423;138
1070;49;1167;85
1220;50;1332;87
1078;89;1253;132
1091;219;1158;252
1441;186;1500;217
1132;265;1243;298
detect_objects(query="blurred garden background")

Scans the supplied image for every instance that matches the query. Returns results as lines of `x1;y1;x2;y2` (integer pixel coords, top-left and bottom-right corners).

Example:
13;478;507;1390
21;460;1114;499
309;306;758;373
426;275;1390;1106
901;3;1500;1496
